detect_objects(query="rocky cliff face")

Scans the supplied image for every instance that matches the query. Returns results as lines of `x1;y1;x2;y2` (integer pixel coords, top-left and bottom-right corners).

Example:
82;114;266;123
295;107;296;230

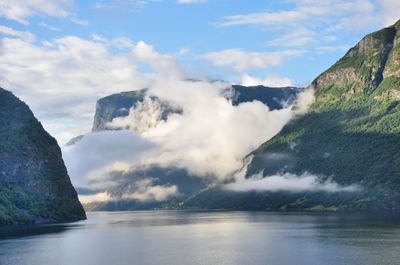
91;85;300;133
92;88;182;132
92;89;147;131
313;20;399;97
229;85;299;108
0;88;86;225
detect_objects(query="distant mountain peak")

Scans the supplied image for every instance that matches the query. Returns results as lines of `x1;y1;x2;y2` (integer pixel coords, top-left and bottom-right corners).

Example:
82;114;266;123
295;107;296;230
313;23;398;95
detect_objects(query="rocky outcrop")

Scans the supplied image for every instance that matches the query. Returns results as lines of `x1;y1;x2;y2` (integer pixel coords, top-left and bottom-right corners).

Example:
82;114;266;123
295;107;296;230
92;89;147;131
92;89;181;132
0;88;86;225
313;22;398;94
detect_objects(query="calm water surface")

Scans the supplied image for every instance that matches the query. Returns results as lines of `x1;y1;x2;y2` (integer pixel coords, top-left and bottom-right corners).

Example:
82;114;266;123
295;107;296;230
1;211;400;265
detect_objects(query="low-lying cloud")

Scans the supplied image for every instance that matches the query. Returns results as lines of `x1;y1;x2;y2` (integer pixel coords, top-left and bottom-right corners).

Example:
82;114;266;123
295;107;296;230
63;130;154;189
225;172;361;193
78;179;178;204
63;76;318;196
121;178;178;202
240;73;294;87
64;80;295;188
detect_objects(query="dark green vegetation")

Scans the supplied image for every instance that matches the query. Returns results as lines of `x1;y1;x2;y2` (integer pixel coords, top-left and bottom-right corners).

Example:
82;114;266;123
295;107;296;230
0;88;86;225
225;19;400;211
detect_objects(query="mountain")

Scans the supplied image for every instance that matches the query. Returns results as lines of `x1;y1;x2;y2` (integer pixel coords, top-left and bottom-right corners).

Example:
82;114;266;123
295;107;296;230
79;84;300;210
92;89;182;132
0;88;86;225
92;89;146;132
229;85;299;108
91;85;300;133
184;20;400;211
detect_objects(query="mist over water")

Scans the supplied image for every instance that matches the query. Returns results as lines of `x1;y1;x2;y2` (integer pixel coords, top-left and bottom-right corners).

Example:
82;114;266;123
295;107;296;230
2;211;400;265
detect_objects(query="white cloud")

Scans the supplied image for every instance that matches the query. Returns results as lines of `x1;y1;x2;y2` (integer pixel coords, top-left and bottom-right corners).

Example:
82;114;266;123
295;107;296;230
321;35;338;42
225;172;361;193
176;0;207;4
38;22;61;31
316;45;351;54
64;78;295;189
0;25;35;42
240;73;293;87
380;0;400;26
95;0;161;10
79;192;111;204
77;179;178;204
202;49;303;71
71;18;89;26
63;130;154;189
121;179;178;202
107;96;178;133
0;0;72;24
90;33;107;43
90;34;135;50
133;41;181;77
295;86;315;114
216;0;400;52
266;27;317;47
218;0;377;28
109;79;294;179
0;35;150;144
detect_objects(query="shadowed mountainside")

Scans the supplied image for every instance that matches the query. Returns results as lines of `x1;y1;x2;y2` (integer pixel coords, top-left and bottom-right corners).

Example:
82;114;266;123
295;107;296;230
0;88;86;225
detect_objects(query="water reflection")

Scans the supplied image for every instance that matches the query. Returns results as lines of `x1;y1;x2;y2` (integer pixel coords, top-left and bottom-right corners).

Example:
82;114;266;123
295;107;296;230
1;211;400;265
0;223;79;239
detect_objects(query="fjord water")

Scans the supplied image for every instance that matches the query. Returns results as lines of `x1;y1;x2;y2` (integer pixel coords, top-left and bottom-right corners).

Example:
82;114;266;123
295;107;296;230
1;211;400;265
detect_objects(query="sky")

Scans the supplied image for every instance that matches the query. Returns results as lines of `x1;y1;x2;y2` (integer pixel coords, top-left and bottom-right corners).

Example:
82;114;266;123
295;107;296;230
1;0;400;145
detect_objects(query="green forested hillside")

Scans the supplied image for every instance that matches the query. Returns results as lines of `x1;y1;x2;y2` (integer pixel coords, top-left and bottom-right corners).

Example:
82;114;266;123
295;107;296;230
182;20;400;211
237;20;400;210
0;88;86;225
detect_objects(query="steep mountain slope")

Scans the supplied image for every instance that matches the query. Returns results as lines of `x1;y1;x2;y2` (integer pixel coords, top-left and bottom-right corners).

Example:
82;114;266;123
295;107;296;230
0;88;86;225
233;19;400;210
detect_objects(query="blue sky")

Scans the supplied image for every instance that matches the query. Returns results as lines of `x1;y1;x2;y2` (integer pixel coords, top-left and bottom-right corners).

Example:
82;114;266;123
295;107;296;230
0;0;400;144
3;0;400;85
